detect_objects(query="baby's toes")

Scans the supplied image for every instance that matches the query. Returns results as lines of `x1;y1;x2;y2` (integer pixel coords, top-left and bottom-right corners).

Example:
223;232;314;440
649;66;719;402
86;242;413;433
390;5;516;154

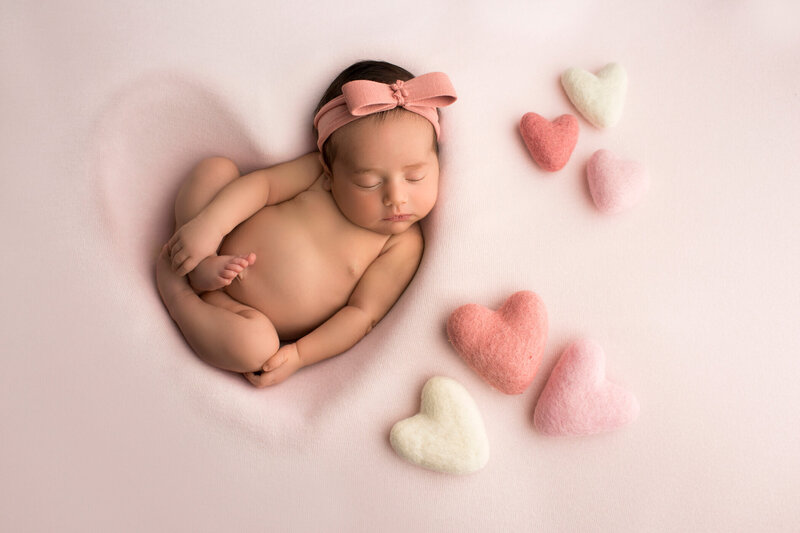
233;252;256;266
227;262;246;273
236;253;256;266
222;265;244;277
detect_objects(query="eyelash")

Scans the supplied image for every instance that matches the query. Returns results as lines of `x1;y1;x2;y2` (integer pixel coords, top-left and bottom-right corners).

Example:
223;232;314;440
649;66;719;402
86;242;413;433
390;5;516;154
357;176;425;189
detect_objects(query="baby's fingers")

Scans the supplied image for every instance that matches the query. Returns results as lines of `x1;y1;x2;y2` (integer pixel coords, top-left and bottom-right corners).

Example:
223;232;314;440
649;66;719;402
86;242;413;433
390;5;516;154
170;249;188;270
165;229;183;252
262;350;288;372
175;257;198;277
259;361;295;386
243;371;268;388
169;241;184;258
171;249;197;276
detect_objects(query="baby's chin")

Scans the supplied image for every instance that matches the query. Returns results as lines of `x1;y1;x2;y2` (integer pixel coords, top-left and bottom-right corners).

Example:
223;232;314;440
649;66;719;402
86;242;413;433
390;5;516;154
361;218;419;235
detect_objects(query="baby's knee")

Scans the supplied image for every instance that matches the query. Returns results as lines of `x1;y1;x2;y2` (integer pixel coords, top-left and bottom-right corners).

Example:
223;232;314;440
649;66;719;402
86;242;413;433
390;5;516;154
175;156;242;224
225;313;280;372
192;156;240;183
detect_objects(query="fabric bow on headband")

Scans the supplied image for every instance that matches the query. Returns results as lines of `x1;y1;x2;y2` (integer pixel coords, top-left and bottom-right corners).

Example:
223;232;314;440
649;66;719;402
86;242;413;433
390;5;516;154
313;71;457;151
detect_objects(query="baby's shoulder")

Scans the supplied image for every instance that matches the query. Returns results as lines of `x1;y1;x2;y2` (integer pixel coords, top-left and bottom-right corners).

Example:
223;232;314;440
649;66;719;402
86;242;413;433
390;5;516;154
306;173;327;191
380;222;424;257
292;173;329;202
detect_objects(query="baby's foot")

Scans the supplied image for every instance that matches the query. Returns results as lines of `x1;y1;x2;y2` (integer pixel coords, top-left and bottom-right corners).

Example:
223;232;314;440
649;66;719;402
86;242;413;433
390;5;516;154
188;253;257;293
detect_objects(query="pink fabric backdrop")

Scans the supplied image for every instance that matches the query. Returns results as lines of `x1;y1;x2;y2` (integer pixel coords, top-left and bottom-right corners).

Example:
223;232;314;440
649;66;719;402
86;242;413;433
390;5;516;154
2;1;799;530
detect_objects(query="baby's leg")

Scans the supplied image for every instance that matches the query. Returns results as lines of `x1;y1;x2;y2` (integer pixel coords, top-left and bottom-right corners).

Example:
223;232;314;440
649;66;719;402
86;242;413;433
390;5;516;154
162;157;274;372
173;156;256;292
174;156;240;227
156;245;279;373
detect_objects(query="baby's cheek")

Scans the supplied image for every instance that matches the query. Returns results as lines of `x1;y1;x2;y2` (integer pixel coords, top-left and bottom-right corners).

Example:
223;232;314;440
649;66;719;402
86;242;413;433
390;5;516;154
420;184;439;212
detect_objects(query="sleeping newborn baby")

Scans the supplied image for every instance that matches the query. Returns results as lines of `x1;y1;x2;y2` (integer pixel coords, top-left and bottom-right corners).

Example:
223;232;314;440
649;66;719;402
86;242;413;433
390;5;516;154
155;60;457;387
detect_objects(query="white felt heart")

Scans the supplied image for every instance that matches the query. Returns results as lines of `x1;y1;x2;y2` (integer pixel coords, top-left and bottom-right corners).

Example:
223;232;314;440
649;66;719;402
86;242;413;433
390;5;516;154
561;62;627;128
534;339;639;436
390;376;489;474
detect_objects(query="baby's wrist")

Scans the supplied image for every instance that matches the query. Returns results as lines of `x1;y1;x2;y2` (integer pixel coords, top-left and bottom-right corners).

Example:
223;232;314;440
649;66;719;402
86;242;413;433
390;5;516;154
196;209;227;240
293;343;307;368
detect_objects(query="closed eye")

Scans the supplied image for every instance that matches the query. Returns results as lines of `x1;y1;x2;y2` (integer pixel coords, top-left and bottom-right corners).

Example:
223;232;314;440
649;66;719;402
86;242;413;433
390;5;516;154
353;174;425;189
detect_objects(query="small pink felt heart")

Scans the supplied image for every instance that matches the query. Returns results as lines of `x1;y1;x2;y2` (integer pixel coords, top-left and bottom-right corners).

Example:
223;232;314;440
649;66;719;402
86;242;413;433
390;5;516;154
446;291;548;395
519;113;579;172
586;149;649;213
534;339;639;436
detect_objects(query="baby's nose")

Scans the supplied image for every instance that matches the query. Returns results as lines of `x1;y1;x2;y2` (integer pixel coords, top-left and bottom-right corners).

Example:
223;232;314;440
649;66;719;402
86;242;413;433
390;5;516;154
383;181;408;206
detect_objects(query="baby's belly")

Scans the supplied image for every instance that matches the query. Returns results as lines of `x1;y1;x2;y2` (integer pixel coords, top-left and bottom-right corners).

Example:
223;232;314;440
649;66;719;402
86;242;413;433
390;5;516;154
218;203;360;340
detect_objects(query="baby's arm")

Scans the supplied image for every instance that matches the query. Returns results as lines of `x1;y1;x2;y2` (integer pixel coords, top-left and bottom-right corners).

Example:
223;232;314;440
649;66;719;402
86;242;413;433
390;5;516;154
168;152;322;276
299;226;424;366
248;226;424;387
201;152;322;235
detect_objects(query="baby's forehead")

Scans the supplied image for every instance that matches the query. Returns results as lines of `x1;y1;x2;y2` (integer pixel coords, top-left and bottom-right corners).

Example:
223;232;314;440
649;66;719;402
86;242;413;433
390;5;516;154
338;140;436;169
346;110;430;134
334;114;437;160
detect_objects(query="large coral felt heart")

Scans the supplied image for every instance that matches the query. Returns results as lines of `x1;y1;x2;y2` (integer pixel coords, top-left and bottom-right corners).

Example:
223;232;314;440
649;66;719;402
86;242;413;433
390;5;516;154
561;62;627;129
519;112;579;172
534;339;639;436
586;149;649;214
447;291;548;395
390;376;489;474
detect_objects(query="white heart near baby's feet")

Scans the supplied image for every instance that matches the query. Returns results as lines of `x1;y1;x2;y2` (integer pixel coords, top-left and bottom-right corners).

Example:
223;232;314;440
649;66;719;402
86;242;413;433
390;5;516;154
390;376;489;474
561;62;627;129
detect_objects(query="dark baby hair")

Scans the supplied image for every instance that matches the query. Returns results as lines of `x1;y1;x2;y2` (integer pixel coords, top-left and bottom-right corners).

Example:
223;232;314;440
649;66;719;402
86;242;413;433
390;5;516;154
312;59;440;170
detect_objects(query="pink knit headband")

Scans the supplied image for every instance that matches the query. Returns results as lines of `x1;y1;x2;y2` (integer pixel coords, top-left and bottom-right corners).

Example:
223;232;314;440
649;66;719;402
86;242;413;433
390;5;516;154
313;71;457;152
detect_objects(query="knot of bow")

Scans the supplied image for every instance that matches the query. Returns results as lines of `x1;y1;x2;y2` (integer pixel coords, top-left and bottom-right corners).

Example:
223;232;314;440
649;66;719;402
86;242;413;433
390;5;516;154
390;80;409;106
340;72;457;117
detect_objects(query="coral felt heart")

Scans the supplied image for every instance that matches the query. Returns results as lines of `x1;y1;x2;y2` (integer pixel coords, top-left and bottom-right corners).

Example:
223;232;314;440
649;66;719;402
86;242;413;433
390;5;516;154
534;339;640;436
446;291;548;395
519;112;579;172
586;149;649;214
390;376;489;474
561;62;627;129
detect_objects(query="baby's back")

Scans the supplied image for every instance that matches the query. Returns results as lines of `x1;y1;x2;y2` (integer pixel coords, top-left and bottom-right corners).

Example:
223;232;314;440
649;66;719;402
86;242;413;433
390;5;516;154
219;175;392;340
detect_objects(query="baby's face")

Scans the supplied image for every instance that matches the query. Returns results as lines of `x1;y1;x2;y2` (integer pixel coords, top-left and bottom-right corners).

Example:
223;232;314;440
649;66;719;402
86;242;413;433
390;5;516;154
324;110;440;235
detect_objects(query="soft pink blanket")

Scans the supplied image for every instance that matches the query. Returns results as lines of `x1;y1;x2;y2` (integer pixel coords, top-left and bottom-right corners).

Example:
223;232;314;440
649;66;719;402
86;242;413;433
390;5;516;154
3;1;799;530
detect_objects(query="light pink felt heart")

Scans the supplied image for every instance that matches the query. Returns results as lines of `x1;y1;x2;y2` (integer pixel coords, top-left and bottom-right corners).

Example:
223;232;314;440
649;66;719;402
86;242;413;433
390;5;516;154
446;291;548;395
519;112;579;172
534;339;639;436
586;149;649;214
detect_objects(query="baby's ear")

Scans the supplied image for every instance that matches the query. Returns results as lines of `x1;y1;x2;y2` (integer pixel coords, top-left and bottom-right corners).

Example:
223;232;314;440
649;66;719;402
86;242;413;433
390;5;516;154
318;153;333;190
318;152;331;177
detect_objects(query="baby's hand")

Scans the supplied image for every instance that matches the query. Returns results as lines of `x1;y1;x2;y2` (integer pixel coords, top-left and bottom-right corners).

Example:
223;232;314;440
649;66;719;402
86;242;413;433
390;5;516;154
242;343;303;388
167;214;224;276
